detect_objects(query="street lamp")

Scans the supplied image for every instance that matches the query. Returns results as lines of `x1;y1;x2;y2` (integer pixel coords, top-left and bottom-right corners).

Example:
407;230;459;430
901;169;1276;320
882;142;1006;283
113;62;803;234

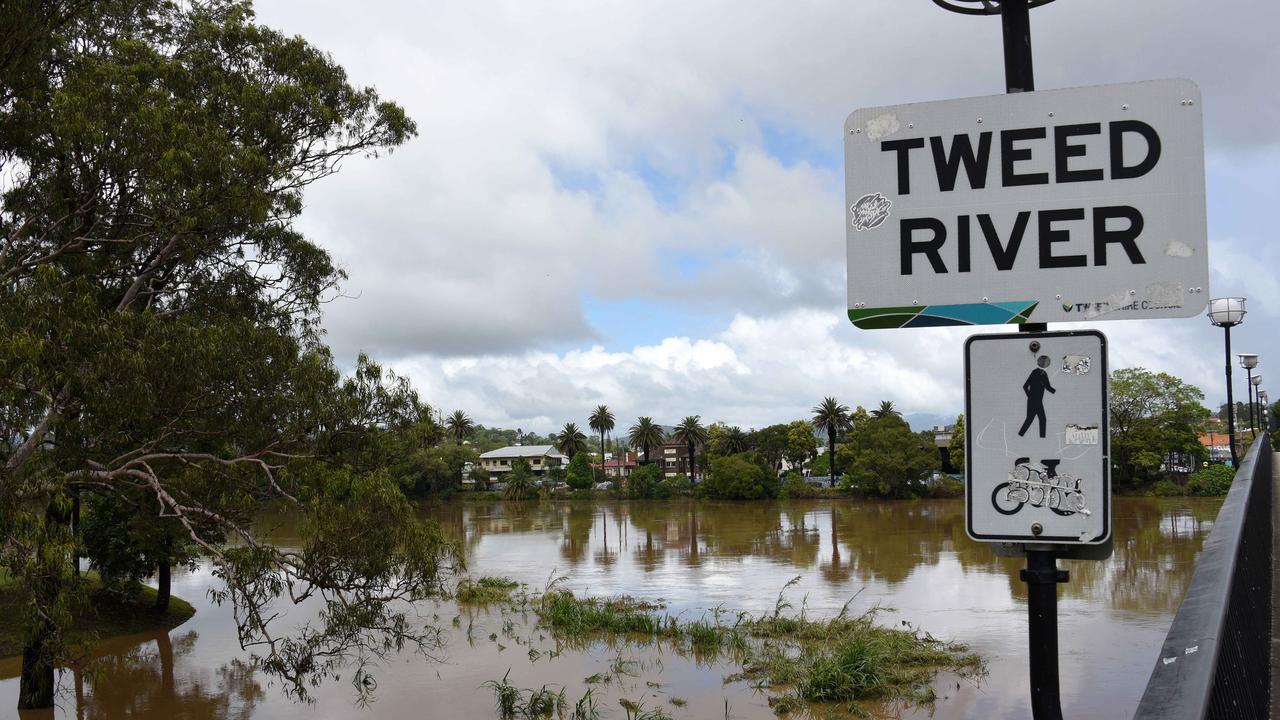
1239;353;1259;433
1251;374;1263;435
1208;297;1246;466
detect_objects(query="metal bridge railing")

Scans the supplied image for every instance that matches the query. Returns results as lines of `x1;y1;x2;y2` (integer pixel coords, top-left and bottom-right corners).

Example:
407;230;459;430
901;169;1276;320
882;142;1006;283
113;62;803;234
1133;435;1273;720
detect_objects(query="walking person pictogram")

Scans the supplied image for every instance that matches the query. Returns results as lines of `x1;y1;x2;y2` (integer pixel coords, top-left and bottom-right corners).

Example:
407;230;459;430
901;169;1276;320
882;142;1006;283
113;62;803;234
1017;355;1056;438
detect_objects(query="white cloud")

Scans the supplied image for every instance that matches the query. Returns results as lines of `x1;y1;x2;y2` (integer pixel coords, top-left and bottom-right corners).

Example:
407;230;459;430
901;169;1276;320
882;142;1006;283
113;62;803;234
247;0;1280;422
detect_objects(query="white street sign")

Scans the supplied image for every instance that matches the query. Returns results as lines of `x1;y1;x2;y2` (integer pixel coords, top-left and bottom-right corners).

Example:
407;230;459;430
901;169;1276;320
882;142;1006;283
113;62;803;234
965;331;1109;545
845;79;1207;329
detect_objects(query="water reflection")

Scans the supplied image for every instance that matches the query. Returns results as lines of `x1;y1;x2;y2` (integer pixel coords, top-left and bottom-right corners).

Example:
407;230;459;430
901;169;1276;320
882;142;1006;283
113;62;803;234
0;496;1221;720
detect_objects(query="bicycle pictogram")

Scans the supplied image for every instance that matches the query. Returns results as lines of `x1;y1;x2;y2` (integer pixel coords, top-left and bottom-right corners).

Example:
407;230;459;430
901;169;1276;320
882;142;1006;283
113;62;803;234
991;457;1091;517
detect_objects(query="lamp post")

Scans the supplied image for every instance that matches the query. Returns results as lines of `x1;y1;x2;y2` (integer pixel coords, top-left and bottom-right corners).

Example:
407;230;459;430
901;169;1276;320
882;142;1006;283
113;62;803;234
1239;353;1258;433
1208;298;1246;466
1251;374;1262;435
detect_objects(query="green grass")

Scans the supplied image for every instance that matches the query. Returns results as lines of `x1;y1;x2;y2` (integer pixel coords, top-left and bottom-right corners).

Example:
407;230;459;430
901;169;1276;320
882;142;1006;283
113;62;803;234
456;576;521;604
532;582;981;717
0;576;195;659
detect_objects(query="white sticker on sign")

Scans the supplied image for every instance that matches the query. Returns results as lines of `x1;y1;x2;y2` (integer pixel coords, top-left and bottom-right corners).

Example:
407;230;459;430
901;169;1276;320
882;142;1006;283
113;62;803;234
1066;424;1100;445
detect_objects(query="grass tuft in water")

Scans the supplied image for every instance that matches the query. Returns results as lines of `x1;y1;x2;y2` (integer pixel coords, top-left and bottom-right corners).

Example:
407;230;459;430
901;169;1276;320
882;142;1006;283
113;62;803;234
456;576;520;604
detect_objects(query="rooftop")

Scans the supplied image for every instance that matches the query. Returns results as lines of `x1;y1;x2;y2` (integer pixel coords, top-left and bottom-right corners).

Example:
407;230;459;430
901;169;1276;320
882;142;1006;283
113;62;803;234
479;444;566;459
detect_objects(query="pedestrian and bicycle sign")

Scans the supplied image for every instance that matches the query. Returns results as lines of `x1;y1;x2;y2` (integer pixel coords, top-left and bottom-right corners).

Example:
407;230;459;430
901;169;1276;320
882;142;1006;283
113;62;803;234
844;79;1207;329
965;330;1110;545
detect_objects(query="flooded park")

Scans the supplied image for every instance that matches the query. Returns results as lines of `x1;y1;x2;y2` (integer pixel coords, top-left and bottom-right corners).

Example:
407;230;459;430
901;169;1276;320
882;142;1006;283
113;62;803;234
1;496;1222;719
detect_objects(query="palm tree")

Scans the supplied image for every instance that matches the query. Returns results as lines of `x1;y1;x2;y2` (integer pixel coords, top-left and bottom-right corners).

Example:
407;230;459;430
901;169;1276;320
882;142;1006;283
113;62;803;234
628;417;665;465
812;397;852;487
871;400;900;419
588;405;615;482
446;410;474;445
725;426;749;454
555;422;589;460
672;415;709;480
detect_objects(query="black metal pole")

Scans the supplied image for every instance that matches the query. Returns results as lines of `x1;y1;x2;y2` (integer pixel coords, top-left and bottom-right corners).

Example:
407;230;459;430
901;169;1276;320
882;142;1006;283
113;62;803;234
1245;368;1255;434
998;4;1063;718
1001;0;1034;93
1022;551;1067;720
1225;326;1239;467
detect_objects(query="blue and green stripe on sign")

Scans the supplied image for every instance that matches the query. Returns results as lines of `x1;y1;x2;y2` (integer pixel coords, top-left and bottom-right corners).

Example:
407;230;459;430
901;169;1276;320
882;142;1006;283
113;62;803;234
848;301;1038;329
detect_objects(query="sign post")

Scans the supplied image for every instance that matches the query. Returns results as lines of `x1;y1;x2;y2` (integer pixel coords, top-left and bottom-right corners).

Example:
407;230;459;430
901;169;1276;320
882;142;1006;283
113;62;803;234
844;3;1208;719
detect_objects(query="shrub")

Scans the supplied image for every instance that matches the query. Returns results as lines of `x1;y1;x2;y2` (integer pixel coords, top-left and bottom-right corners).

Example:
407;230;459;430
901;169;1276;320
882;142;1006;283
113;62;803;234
779;472;817;499
565;453;594;490
626;464;663;499
704;454;779;500
924;475;964;499
659;474;693;497
1150;479;1184;497
1187;464;1234;496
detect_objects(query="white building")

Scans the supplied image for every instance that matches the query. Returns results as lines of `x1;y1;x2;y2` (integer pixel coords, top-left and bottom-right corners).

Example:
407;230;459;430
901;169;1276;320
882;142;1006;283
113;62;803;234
478;445;567;483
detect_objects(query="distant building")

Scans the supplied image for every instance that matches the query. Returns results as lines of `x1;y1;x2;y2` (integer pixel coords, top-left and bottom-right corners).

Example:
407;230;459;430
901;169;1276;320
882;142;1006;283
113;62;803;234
478;445;567;484
595;451;639;480
658;438;696;479
1198;432;1232;464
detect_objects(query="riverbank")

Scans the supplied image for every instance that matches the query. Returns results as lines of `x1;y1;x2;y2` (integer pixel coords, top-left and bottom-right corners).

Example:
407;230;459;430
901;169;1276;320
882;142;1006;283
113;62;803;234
0;576;195;660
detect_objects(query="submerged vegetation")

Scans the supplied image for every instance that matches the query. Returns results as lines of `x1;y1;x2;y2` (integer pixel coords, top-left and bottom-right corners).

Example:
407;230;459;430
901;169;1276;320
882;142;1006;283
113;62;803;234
457;576;521;604
480;577;982;718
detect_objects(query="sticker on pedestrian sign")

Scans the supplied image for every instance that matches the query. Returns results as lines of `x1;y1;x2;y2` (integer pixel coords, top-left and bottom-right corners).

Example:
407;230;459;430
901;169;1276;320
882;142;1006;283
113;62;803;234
845;79;1207;329
965;331;1110;545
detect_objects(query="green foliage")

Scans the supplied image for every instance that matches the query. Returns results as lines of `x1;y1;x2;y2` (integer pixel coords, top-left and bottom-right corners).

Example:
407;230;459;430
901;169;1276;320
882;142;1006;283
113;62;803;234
387;443;479;497
779;472;817;499
455;576;519;604
671;416;709;478
811;397;852;479
658;474;693;497
703;454;779;500
503;458;535;500
837;415;939;498
925;475;964;499
627;417;665;464
625;464;663;500
555;423;589;459
1151;479;1184;497
784;420;817;470
1187;464;1235;496
0;0;467;706
749;424;789;471
1110;368;1210;487
565;454;594;490
948;414;965;471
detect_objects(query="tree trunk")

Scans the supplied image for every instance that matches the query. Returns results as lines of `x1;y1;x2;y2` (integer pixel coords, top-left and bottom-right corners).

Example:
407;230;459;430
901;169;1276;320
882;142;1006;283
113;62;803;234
19;622;55;709
828;430;837;488
71;488;81;576
155;543;171;612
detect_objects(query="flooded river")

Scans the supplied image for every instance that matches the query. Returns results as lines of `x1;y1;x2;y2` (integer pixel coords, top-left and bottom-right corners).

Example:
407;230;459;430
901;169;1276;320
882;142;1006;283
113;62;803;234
2;496;1220;719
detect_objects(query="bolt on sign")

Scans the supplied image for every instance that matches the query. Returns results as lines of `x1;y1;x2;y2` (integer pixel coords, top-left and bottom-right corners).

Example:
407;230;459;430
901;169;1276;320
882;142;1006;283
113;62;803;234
844;79;1207;329
965;331;1109;545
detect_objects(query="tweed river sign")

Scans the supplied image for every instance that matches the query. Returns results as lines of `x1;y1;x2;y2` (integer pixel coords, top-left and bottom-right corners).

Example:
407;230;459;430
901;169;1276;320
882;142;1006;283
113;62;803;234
844;79;1207;329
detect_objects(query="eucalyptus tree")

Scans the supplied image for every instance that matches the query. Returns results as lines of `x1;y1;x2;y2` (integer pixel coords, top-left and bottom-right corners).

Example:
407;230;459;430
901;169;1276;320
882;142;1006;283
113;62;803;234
628;417;665;465
588;405;615;480
671;416;709;480
812;398;853;487
446;410;476;445
555;423;589;460
0;0;460;709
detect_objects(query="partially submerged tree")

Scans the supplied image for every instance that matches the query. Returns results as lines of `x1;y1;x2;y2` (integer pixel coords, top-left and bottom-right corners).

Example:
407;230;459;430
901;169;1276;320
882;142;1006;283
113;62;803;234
0;0;459;709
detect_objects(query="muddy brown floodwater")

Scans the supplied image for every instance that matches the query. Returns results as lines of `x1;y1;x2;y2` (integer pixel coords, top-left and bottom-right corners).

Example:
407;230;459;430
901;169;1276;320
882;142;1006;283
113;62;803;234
1;496;1221;720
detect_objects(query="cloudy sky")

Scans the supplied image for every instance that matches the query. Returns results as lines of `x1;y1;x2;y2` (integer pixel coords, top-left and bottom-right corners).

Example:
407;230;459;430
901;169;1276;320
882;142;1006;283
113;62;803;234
255;0;1279;433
